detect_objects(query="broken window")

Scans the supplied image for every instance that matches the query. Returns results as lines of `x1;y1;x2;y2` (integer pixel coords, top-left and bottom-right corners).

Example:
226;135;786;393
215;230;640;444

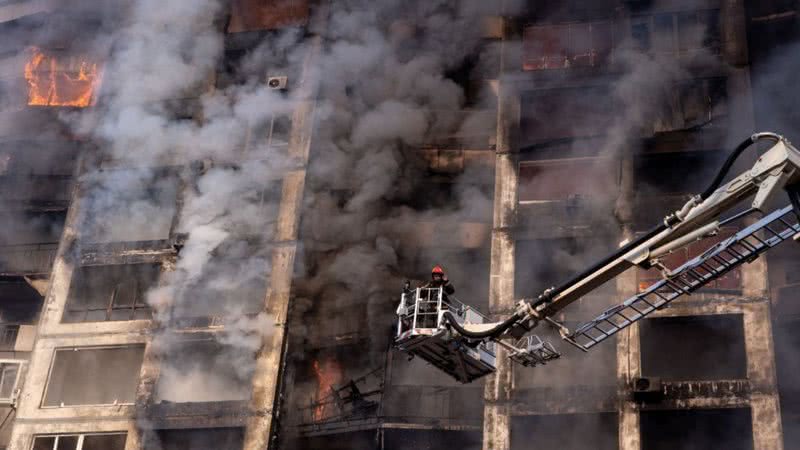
640;314;747;380
0;361;23;404
306;302;365;348
652;78;728;133
82;170;178;243
227;0;309;33
0;211;65;246
31;434;127;450
63;264;160;323
640;408;753;450
523;21;613;70
42;345;145;407
519;158;615;203
243;114;291;158
630;9;721;55
154;339;253;403
0;277;44;325
147;428;243;450
511;413;617;450
634;150;725;196
520;86;615;143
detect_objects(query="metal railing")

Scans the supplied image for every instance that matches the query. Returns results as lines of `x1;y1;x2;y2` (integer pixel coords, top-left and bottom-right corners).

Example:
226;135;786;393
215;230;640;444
0;242;58;275
397;287;485;334
0;325;19;351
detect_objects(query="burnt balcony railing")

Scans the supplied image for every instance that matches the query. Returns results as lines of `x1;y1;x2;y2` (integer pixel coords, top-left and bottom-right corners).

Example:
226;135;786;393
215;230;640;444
0;325;19;351
0;242;59;275
417;109;496;150
0;175;74;208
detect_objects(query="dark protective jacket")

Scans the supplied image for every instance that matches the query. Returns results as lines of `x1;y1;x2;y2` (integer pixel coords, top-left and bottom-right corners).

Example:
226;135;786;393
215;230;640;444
422;278;455;295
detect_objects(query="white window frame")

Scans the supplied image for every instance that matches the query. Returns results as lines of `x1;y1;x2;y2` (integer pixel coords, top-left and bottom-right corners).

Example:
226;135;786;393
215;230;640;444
41;345;144;408
0;359;24;405
30;433;127;450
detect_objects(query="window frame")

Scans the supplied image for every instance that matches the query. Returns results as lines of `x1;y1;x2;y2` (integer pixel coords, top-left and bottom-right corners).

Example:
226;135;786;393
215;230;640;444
62;264;160;323
31;433;127;450
0;325;19;351
41;345;145;408
522;20;615;71
518;156;617;204
629;9;722;56
0;359;24;404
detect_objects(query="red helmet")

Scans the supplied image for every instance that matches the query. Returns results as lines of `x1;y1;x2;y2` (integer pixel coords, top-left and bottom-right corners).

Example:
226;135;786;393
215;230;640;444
431;265;444;275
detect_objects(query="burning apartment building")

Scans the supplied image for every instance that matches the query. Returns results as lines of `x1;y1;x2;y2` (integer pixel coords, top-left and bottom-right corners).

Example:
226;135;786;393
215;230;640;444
0;0;798;449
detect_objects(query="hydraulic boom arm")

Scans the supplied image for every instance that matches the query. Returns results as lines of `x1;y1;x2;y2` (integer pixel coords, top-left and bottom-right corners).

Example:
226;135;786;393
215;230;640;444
394;132;800;383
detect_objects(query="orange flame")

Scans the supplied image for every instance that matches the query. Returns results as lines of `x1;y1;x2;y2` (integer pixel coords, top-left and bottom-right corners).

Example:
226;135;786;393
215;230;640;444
312;358;342;421
24;47;100;107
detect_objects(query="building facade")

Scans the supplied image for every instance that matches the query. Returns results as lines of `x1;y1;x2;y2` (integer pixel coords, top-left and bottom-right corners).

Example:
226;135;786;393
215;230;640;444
0;0;798;449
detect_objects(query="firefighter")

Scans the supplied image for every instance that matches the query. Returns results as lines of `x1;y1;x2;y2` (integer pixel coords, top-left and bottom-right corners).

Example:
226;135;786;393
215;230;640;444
425;265;455;295
415;265;455;328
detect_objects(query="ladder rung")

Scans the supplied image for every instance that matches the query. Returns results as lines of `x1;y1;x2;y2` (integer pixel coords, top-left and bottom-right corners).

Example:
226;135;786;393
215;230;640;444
565;205;799;352
763;225;782;238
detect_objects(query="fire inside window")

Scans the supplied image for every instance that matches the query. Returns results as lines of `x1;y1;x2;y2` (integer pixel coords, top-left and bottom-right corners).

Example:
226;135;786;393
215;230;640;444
311;356;342;421
23;47;101;108
523;21;613;71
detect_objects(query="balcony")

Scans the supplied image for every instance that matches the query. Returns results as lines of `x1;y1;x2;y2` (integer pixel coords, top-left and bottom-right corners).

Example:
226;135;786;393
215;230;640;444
0;174;73;210
0;242;58;275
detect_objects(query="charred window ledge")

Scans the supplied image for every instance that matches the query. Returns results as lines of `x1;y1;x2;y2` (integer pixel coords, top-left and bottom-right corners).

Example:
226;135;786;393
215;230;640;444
651;380;751;402
297;418;382;439
79;240;178;266
142;400;250;420
378;417;483;431
511;386;617;415
517;198;617;233
164;313;264;331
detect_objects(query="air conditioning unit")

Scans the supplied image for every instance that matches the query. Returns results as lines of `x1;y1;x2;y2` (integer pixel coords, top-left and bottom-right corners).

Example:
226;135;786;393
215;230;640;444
267;76;288;90
632;376;663;401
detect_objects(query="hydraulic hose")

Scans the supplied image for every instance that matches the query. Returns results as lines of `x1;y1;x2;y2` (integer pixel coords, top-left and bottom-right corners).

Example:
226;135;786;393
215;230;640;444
532;132;783;308
442;311;521;339
700;132;782;200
